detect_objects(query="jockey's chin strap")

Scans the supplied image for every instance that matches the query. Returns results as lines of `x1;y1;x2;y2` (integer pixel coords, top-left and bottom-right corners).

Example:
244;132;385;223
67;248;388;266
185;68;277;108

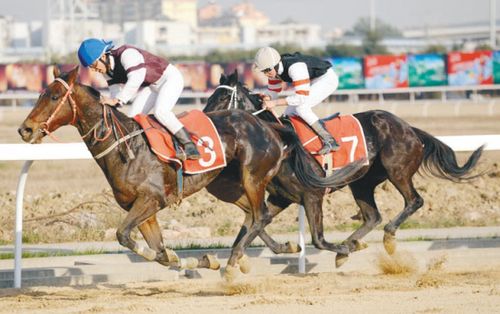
215;85;238;110
40;78;78;140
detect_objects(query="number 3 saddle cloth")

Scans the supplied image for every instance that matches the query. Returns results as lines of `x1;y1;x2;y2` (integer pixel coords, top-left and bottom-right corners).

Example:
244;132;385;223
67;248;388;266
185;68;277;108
134;110;227;174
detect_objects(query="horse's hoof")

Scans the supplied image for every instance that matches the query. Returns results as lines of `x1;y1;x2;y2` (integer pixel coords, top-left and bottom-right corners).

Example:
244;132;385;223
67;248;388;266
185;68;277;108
180;257;199;270
337;244;350;255
205;254;221;270
285;241;302;253
353;240;369;252
383;232;396;255
238;255;251;274
136;246;157;261
164;249;180;264
223;264;239;283
335;253;349;268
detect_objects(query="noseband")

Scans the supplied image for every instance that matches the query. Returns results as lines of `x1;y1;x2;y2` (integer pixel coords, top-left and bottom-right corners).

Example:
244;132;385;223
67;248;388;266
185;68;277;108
40;78;78;135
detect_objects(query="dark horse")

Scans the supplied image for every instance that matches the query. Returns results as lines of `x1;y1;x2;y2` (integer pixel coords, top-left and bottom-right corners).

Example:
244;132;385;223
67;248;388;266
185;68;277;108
204;71;484;267
18;67;362;279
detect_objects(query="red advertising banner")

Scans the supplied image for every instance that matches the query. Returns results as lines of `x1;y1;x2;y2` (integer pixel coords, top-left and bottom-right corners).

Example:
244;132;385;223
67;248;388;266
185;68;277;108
447;51;493;85
364;55;408;89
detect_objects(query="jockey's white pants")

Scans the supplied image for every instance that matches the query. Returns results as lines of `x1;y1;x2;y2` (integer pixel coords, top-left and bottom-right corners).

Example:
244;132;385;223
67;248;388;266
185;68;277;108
284;68;339;125
128;64;185;134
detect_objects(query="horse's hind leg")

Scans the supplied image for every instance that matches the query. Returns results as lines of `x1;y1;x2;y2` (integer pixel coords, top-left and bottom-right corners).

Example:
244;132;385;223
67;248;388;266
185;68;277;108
383;175;423;255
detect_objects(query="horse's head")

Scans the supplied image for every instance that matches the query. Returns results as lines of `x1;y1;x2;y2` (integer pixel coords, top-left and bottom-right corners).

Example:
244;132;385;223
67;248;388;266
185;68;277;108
18;66;80;143
204;70;263;113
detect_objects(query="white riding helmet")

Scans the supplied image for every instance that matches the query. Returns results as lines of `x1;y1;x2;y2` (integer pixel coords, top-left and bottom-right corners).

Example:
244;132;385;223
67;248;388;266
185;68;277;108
254;47;281;71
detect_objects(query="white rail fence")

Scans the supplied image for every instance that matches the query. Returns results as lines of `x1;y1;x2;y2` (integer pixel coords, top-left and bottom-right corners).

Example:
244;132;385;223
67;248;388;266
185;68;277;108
2;134;500;287
3;84;500;107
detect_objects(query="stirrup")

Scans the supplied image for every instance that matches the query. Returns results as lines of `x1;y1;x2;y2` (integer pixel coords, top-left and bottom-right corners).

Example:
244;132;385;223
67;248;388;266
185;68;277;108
318;141;340;155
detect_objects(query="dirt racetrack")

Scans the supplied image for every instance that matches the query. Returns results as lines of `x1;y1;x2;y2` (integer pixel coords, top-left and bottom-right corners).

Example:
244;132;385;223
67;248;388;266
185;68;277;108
0;248;499;314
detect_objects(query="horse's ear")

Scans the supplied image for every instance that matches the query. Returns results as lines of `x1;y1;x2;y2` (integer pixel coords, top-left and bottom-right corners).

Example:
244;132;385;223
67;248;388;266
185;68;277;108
219;74;226;85
53;66;60;78
228;71;237;85
67;66;79;85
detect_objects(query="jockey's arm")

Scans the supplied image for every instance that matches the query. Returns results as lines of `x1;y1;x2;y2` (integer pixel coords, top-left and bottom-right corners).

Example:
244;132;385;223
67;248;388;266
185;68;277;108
285;62;311;107
115;48;147;105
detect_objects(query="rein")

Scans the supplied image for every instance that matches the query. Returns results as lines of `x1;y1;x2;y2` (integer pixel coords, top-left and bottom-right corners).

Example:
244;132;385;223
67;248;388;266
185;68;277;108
216;84;283;125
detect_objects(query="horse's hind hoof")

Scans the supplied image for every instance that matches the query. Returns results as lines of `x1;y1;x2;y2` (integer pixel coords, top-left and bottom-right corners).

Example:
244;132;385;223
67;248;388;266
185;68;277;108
238;255;251;274
335;253;349;268
383;232;396;255
285;241;302;253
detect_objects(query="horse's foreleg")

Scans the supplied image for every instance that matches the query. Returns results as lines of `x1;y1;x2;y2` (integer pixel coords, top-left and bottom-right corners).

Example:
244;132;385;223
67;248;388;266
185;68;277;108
336;182;382;267
302;194;349;255
257;194;301;254
116;196;161;261
137;212;220;270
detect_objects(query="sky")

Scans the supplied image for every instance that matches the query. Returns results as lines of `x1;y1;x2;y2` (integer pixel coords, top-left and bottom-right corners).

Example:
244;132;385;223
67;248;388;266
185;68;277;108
0;0;499;32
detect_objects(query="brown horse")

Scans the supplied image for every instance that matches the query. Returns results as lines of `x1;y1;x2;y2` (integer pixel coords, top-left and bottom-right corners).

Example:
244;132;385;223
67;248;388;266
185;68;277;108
204;71;485;267
18;66;362;279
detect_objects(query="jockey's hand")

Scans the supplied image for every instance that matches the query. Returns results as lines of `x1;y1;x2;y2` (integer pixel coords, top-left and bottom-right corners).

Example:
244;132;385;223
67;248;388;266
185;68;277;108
258;93;271;101
100;95;121;107
262;99;276;110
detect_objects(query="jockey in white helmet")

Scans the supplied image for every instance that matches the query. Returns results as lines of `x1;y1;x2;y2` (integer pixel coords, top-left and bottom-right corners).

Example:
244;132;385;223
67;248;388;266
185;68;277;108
254;46;340;154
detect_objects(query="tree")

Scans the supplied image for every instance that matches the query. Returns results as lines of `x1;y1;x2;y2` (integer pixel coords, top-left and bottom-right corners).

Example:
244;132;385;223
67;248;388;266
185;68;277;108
325;44;364;57
421;44;448;54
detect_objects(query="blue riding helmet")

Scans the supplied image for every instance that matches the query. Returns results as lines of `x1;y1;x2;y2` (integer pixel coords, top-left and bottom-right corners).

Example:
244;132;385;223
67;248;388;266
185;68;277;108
77;38;114;67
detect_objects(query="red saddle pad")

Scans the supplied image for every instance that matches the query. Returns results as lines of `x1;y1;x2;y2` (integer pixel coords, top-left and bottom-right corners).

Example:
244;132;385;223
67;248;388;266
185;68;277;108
134;110;227;174
289;115;369;170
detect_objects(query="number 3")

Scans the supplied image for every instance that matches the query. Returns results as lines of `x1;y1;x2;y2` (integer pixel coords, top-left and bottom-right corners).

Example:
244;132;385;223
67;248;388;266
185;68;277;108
197;136;216;167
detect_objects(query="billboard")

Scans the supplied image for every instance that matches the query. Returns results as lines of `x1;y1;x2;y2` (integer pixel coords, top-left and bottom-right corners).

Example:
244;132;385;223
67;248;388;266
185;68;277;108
329;57;364;90
408;54;447;87
447;51;493;86
493;51;500;84
364;55;408;89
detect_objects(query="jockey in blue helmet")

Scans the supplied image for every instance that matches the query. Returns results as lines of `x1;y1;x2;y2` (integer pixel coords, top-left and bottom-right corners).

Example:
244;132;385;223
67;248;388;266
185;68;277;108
77;38;200;160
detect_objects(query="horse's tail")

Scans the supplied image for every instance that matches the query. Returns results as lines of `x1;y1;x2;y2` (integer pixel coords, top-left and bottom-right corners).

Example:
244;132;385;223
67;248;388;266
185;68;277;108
412;127;484;181
270;123;364;189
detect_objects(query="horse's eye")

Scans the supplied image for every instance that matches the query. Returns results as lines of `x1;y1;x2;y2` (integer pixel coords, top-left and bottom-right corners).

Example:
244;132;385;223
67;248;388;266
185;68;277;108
51;95;59;101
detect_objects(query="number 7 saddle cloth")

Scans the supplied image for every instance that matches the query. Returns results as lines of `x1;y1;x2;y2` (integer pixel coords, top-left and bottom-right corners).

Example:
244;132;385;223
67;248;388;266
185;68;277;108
289;114;369;171
134;109;227;174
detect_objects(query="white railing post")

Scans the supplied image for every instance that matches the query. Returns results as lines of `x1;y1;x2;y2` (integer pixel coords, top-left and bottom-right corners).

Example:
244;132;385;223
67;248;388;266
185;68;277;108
298;205;306;274
14;160;33;288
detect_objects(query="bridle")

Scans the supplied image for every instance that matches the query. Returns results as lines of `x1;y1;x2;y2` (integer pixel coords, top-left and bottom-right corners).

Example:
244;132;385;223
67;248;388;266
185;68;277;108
39;77;142;160
39;78;78;139
215;84;239;110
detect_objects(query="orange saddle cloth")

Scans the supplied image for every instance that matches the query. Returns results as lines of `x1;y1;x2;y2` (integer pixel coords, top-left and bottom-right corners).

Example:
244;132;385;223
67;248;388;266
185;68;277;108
289;115;369;171
134;110;227;174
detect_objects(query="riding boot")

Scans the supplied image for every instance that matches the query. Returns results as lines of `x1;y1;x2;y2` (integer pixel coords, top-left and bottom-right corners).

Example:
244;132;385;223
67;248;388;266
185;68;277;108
310;121;340;154
174;127;201;160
